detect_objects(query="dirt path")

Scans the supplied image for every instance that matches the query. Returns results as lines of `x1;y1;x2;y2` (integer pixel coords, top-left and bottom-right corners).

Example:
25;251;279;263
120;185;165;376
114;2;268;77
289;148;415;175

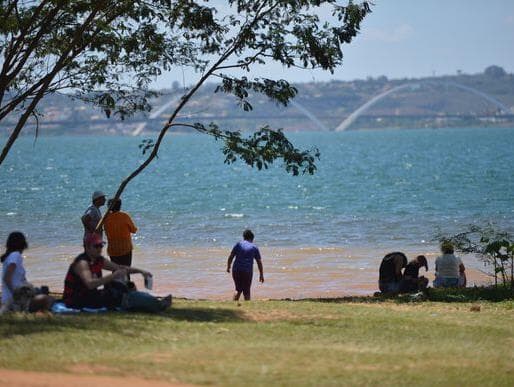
0;369;193;387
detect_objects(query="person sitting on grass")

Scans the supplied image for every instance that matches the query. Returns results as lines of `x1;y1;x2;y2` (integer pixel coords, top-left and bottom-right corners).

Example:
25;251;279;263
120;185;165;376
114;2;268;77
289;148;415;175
399;255;429;293
1;232;54;314
434;241;466;288
378;251;408;294
226;229;264;301
63;234;171;312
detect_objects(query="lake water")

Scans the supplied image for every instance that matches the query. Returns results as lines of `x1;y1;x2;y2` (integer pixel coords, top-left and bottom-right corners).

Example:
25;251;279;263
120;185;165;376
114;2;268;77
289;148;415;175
1;127;513;298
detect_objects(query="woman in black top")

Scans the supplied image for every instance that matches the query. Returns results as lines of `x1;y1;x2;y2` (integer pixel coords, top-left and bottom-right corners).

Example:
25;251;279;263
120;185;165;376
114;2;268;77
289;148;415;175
399;255;429;293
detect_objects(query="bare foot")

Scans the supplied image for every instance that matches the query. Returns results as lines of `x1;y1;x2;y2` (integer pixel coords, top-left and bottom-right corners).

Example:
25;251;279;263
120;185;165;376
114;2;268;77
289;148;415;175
160;295;172;310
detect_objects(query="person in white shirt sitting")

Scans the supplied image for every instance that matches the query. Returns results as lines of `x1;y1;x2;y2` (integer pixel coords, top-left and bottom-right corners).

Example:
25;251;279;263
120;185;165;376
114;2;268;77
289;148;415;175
1;232;54;314
433;241;466;288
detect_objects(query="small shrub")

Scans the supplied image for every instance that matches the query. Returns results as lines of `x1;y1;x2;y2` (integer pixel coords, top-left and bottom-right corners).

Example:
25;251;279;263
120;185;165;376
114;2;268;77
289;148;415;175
437;225;514;289
425;285;513;302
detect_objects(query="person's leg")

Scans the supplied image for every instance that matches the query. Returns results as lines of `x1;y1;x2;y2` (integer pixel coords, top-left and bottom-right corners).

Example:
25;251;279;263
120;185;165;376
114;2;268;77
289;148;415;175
70;290;116;309
233;291;242;301
110;252;133;280
242;272;253;301
110;252;132;267
232;271;243;301
123;291;170;313
418;277;429;290
29;294;55;312
379;281;399;294
448;278;459;287
436;277;459;288
458;272;467;287
160;294;172;310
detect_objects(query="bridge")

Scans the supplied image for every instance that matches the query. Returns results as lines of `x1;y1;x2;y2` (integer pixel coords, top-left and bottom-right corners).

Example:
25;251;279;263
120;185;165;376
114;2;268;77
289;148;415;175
132;80;510;135
333;81;510;131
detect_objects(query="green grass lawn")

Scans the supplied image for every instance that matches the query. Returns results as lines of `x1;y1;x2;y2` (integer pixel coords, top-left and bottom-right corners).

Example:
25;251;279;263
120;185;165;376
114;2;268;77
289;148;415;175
1;299;513;386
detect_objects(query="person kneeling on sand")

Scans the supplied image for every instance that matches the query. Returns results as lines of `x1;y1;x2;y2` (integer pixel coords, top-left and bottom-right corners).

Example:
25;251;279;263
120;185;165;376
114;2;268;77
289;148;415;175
226;229;264;301
1;232;54;314
378;252;408;294
399;255;429;293
433;241;466;288
63;234;171;312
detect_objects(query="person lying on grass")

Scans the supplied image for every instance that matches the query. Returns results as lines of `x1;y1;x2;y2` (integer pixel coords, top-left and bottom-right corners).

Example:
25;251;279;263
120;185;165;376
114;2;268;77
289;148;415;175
63;233;171;312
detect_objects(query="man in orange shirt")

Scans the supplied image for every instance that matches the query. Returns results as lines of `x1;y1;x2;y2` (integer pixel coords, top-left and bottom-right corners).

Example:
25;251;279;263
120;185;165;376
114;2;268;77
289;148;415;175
104;198;138;269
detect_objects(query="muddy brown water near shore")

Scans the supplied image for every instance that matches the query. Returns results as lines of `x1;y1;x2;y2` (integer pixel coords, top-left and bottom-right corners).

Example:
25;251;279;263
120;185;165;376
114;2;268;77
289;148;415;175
20;245;491;300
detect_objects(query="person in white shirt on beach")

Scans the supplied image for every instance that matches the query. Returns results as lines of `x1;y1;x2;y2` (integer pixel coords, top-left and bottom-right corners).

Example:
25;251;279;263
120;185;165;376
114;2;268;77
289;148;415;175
434;241;466;288
1;232;54;314
82;190;106;243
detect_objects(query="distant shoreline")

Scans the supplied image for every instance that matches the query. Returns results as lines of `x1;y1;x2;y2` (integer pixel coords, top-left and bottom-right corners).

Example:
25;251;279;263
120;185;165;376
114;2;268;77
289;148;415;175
2;124;514;138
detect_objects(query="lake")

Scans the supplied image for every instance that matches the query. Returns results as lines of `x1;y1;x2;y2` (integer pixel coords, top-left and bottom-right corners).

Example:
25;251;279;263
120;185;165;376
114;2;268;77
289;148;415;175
1;127;513;298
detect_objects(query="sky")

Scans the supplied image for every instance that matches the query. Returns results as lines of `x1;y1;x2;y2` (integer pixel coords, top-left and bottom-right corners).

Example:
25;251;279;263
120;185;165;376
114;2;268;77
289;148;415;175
152;0;514;88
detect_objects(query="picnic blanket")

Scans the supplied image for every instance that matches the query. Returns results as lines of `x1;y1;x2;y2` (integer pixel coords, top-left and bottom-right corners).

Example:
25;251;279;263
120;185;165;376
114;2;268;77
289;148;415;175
51;302;108;314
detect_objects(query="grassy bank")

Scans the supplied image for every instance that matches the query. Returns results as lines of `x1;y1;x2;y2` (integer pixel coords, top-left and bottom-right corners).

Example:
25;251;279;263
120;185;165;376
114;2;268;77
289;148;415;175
1;299;513;386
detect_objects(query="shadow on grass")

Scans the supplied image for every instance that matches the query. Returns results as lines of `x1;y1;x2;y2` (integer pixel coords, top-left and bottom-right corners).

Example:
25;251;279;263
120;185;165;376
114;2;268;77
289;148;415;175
165;306;246;322
0;306;245;338
0;313;110;338
292;285;514;304
289;295;397;304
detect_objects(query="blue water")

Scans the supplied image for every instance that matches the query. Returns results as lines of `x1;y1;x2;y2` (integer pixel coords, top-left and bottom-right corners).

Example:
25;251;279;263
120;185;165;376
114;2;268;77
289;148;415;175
1;127;514;252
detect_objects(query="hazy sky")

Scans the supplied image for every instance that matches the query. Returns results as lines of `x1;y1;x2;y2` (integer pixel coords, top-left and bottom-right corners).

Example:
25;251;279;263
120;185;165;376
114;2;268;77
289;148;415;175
153;0;514;87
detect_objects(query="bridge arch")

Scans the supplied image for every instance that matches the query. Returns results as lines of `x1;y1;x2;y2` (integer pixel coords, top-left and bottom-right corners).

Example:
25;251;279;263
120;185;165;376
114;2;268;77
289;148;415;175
334;81;510;132
133;94;329;136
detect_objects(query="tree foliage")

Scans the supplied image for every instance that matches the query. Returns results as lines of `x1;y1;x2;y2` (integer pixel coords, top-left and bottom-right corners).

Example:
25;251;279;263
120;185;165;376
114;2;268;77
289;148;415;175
484;65;507;78
0;0;180;163
1;0;371;225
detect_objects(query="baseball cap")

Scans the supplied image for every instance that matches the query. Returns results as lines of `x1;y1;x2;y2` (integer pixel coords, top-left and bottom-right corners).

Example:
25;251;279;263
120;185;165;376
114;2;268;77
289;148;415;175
92;191;105;201
85;233;105;247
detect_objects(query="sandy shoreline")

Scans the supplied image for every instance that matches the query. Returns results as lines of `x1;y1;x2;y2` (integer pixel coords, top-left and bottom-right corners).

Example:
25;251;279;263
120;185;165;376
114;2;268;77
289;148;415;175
17;244;493;300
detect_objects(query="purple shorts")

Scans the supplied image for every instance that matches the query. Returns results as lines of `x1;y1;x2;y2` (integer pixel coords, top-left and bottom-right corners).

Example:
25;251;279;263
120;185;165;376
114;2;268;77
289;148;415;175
232;270;253;296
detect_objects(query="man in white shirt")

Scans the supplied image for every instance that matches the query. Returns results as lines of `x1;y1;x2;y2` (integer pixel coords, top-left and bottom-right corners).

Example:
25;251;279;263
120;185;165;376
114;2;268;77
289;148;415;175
82;190;106;243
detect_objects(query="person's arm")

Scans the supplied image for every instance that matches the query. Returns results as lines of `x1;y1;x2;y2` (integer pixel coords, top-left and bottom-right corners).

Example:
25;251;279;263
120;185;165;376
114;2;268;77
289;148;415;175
81;213;95;233
226;251;235;273
74;259;127;290
2;263;17;295
459;259;466;274
127;214;138;234
103;259;151;279
394;257;404;281
256;258;264;283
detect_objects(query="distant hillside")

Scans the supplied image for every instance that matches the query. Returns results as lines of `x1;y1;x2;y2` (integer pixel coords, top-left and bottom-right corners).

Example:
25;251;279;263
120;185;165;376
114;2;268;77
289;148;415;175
2;65;514;135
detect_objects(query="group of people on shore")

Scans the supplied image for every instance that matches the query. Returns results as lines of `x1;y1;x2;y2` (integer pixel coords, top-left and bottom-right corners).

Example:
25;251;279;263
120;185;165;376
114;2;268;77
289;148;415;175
378;240;466;294
1;189;264;314
2;189;468;313
1;191;172;314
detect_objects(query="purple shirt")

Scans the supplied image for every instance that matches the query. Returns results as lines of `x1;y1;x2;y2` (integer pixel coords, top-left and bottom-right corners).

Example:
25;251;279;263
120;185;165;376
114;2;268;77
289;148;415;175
231;240;261;273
